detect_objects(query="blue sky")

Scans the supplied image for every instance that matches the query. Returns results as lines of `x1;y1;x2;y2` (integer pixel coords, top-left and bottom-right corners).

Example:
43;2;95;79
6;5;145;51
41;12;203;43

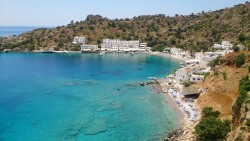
0;0;247;26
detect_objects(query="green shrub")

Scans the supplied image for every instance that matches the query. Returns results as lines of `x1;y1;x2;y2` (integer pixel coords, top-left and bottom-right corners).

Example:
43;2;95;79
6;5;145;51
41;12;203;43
235;53;246;67
202;107;220;118
57;42;64;47
152;44;165;52
222;72;227;80
240;75;249;85
233;46;240;52
246;119;250;126
236;76;250;107
195;107;231;141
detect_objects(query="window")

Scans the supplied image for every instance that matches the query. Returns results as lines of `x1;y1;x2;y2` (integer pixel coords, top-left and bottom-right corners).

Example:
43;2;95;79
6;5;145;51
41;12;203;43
193;78;195;80
197;78;200;80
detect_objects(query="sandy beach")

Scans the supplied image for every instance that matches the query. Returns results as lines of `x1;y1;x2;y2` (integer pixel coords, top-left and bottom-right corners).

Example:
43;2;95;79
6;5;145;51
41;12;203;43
148;80;185;125
147;51;202;141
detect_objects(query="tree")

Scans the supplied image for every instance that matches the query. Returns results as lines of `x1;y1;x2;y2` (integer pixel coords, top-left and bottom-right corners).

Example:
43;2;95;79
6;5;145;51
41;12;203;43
151;44;165;52
195;107;231;141
58;42;64;48
235;53;246;67
233;46;240;52
239;34;245;42
236;75;250;107
201;107;220;118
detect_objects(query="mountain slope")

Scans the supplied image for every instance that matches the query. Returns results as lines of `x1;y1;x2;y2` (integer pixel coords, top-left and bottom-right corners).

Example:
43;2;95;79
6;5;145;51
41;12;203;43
0;2;250;52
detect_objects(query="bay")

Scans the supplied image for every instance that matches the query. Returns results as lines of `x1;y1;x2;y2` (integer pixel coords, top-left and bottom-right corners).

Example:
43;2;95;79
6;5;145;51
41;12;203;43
0;53;180;141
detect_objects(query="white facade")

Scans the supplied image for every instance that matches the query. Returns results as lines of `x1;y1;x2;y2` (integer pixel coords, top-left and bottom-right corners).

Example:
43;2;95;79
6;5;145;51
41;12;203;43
175;68;192;84
170;48;191;59
81;44;99;52
73;36;86;44
139;43;148;51
101;39;140;51
195;52;215;68
238;45;246;51
190;74;204;83
221;41;233;49
140;43;147;47
212;41;233;50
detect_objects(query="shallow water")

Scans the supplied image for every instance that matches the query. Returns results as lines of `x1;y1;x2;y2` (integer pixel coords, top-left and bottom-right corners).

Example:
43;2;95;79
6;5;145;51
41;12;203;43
0;53;180;141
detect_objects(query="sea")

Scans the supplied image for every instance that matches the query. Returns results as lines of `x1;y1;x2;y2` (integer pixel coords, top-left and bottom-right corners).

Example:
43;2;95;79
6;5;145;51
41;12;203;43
0;53;180;141
0;26;52;36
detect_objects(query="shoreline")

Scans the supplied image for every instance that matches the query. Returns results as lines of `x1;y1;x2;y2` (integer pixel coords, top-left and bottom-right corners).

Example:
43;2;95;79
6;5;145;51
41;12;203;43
151;52;200;140
158;80;185;126
149;51;186;63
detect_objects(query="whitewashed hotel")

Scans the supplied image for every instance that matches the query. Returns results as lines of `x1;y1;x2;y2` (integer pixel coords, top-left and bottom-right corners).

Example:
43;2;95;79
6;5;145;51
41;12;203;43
72;36;86;44
81;44;99;52
101;39;141;52
212;41;233;50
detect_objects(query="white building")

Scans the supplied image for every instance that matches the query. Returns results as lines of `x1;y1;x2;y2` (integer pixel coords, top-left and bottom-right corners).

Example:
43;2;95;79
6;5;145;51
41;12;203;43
212;41;233;50
73;36;86;44
101;39;140;52
190;74;204;83
139;42;149;51
170;48;191;59
195;52;215;68
222;41;233;49
140;43;147;48
81;44;99;52
238;45;246;51
175;67;193;84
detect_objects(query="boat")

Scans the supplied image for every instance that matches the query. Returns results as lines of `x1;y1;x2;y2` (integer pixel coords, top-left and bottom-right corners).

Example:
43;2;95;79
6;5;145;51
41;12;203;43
148;77;157;80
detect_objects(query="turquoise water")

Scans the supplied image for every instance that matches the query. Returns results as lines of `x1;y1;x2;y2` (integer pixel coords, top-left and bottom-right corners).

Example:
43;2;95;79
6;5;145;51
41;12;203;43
0;53;180;141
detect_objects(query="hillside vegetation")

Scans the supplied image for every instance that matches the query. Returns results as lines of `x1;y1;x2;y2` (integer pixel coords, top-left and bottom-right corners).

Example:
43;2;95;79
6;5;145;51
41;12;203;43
0;2;250;52
197;51;250;118
195;51;250;140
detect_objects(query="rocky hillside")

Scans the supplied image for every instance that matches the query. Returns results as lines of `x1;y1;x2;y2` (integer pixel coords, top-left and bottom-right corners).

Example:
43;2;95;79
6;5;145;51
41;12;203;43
197;52;250;118
0;2;250;52
195;51;250;140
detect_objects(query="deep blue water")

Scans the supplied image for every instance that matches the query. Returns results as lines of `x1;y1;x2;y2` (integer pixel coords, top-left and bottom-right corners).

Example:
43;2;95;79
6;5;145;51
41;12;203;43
0;26;52;36
0;53;180;141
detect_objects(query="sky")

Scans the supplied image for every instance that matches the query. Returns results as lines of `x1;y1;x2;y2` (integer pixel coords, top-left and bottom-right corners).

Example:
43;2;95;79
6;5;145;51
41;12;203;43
0;0;248;26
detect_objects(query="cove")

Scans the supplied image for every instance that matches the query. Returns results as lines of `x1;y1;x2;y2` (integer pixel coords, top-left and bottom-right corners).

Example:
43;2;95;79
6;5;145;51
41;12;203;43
0;53;180;141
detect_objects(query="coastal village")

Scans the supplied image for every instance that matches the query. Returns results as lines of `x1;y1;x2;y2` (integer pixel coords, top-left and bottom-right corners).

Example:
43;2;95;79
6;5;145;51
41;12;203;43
2;35;246;127
65;36;249;139
37;36;246;127
154;41;238;124
1;1;250;141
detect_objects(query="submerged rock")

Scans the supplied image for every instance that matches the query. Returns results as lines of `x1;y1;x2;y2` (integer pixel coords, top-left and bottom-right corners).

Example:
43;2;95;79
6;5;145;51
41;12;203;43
83;118;108;135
